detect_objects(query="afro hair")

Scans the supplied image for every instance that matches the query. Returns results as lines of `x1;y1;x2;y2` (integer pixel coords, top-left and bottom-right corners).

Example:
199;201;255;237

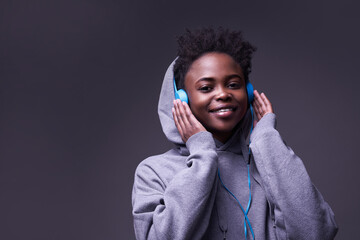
174;27;256;89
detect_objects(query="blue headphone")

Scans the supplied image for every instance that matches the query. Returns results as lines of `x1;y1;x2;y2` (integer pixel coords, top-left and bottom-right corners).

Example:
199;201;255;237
173;77;254;104
173;78;189;104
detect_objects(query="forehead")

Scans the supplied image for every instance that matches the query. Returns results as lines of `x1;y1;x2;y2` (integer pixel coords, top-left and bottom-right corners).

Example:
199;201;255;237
185;52;243;84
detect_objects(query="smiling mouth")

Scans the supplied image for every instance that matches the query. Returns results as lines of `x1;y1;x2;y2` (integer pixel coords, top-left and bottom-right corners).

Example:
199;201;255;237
209;105;237;113
212;108;235;113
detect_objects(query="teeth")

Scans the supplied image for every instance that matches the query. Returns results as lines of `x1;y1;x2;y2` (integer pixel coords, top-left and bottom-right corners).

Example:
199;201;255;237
215;108;232;113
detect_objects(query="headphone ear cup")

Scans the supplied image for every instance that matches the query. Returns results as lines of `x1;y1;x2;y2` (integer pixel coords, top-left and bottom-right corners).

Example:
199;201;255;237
173;78;189;104
246;82;254;103
177;89;189;104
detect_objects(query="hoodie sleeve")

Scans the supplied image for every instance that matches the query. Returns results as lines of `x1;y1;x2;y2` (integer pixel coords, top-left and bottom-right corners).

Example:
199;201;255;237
132;131;218;240
249;113;338;240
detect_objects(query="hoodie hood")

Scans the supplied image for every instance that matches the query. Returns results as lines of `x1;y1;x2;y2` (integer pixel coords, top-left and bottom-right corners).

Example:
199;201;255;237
158;59;253;149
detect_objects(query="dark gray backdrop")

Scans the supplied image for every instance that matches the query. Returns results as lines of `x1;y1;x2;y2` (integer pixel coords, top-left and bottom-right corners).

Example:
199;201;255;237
1;0;359;239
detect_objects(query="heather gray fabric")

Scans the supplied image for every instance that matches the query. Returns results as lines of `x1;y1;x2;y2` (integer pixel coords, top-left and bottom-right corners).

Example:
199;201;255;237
132;60;338;239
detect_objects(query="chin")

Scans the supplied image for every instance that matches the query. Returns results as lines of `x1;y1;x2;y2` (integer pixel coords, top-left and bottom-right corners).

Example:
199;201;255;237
206;124;238;137
210;121;239;132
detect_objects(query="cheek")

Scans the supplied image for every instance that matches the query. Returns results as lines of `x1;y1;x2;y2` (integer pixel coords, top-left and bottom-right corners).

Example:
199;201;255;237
188;95;210;118
235;92;249;119
238;91;248;107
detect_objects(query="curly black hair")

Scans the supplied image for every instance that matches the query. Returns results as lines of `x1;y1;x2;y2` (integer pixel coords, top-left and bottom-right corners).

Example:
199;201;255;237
174;27;257;89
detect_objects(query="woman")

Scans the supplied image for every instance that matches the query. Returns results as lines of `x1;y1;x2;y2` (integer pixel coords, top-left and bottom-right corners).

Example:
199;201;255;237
132;27;337;240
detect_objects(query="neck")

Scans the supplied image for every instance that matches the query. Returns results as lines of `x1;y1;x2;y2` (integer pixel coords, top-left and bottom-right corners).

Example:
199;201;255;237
212;132;233;143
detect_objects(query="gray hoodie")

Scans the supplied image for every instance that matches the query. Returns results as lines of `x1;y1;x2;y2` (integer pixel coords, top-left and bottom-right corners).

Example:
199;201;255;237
132;60;338;240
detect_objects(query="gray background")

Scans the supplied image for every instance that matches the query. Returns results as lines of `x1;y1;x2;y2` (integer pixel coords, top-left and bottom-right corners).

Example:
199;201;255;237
1;0;359;239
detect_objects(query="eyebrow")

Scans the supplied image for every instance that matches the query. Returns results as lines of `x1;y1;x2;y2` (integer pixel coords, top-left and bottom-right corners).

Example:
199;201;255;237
196;74;243;83
196;77;215;83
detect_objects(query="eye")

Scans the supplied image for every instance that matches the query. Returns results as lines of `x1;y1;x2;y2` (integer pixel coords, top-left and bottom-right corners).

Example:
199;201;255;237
227;82;241;89
198;85;213;92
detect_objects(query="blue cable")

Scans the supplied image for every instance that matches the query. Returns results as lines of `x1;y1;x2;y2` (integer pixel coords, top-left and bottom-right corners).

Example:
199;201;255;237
244;165;253;238
217;105;256;239
218;168;255;240
246;105;255;239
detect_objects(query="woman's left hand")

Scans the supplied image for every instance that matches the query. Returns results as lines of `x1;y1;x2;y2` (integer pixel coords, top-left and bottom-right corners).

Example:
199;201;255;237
252;90;274;121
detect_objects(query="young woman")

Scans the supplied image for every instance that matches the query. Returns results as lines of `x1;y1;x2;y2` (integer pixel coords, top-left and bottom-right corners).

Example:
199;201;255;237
132;28;337;240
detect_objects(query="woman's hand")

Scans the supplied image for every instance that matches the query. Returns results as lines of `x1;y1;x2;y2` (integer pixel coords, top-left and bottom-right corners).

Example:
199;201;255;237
252;90;274;121
172;99;206;143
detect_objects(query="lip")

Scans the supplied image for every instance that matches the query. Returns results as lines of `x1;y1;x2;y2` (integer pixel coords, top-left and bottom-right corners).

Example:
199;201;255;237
209;104;237;118
209;104;237;112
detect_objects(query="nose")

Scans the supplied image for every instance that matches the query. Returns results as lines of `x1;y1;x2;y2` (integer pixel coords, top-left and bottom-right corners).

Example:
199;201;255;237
215;86;231;101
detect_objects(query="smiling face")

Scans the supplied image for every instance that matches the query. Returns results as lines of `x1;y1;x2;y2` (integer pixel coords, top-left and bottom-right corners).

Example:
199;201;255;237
184;52;248;143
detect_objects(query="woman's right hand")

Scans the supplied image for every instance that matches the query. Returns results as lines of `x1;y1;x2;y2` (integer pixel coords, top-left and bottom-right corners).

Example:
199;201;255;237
172;99;206;143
